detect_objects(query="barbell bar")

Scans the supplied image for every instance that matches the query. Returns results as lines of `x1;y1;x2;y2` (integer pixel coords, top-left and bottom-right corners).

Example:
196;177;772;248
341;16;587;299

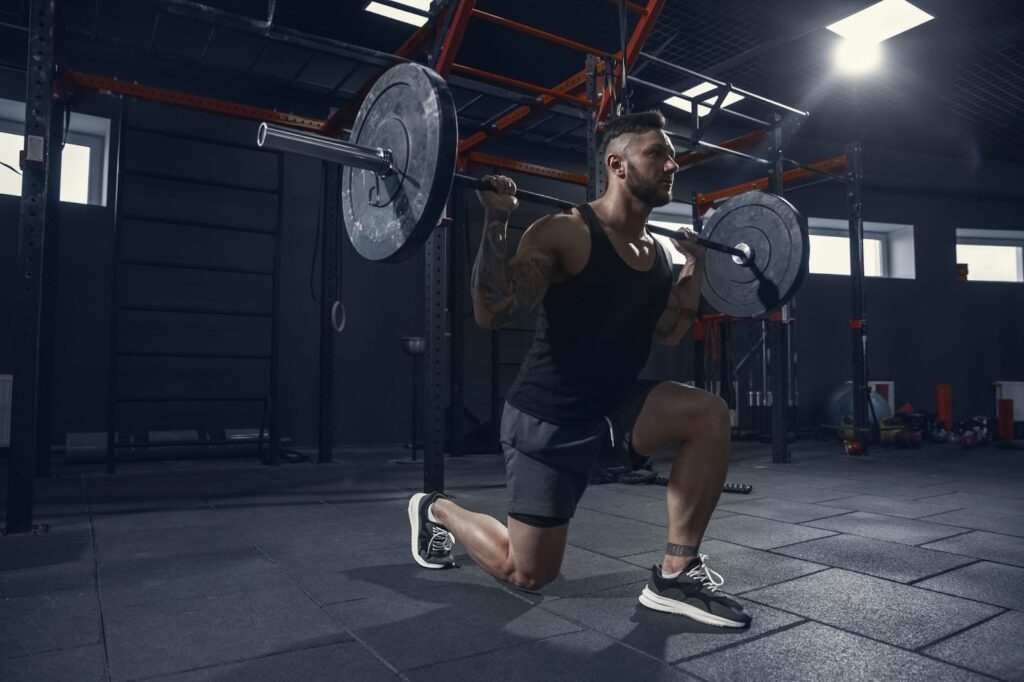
255;62;808;317
258;121;752;263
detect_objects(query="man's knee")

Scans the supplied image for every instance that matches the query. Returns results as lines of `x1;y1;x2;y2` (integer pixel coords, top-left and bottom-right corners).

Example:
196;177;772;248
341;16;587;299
509;569;558;591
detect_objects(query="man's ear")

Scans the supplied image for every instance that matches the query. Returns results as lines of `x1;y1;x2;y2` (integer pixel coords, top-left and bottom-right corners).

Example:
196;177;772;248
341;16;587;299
606;152;626;179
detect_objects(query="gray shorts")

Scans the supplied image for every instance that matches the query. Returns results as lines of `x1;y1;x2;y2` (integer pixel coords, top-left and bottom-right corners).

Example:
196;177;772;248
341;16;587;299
501;380;660;521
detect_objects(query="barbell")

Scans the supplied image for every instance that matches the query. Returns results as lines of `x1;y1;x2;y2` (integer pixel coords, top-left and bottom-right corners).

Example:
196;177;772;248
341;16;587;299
256;62;808;318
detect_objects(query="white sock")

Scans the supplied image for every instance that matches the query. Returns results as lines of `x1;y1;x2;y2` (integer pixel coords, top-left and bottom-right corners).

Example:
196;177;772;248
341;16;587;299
660;566;683;579
426;502;441;524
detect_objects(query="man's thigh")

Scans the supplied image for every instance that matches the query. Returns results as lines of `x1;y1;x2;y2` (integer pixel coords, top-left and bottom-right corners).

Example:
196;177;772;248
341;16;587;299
629;381;723;456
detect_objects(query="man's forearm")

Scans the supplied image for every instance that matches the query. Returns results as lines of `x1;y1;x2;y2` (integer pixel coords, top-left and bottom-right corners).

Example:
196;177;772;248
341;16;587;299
471;208;514;315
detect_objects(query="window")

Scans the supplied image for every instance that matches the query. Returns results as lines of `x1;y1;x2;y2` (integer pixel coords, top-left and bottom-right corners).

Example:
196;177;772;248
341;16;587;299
807;218;915;279
956;229;1024;283
0;98;110;206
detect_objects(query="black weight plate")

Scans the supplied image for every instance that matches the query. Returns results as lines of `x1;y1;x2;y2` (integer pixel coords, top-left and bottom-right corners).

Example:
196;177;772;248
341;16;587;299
700;191;808;317
342;63;458;262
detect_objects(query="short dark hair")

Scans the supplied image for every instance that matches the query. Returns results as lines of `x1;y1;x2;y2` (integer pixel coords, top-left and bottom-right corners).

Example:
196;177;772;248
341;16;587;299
602;110;666;151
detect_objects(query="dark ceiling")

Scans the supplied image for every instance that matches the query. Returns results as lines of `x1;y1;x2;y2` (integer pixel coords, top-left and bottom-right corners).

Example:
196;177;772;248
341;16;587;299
0;0;1021;163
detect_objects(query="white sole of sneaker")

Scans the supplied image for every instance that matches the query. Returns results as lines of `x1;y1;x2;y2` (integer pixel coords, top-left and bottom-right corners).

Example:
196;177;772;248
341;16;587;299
638;586;748;628
408;493;445;569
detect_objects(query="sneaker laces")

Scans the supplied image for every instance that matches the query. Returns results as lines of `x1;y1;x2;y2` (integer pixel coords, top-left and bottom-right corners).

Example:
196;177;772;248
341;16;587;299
685;554;724;593
428;525;454;554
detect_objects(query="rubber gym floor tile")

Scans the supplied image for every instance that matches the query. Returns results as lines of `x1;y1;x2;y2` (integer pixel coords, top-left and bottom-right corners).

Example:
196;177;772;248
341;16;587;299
680;621;990;682
103;584;350;681
540;579;802;663
922;610;1024;681
751;485;858;503
716;497;849;523
0;589;102;658
922;531;1024;567
803;511;967;545
827;480;962;500
915;561;1024;610
820;493;968;519
149;641;401;682
0;556;97;599
773;534;976;583
741;568;1001;649
89;507;228;533
618;539;827;594
323;583;581;671
917;492;1024;515
917;508;1024;538
0;528;93;572
98;548;291;607
404;630;699;682
93;523;254;562
701;514;837;550
565;508;670;557
0;644;107;682
511;545;647;603
292;555;501;606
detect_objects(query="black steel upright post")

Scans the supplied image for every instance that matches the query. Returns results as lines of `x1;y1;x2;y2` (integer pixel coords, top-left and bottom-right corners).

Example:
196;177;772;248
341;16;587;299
846;142;869;453
318;163;341;464
766;113;790;464
585;54;600;201
105;99;126;475
423;226;447;493
35;44;64;480
267;152;284;465
447;190;467;456
6;0;58;533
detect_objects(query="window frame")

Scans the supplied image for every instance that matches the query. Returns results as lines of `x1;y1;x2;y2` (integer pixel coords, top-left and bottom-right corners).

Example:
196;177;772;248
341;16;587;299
0;97;110;206
955;229;1024;284
806;217;915;279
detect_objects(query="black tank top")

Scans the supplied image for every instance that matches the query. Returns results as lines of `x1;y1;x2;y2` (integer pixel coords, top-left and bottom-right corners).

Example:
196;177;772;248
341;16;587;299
506;204;674;424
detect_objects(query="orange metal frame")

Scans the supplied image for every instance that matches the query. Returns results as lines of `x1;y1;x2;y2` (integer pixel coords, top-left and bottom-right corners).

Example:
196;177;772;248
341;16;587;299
450;64;593;108
465;152;587;185
63;70;327;132
675;130;768;170
695;155;848;217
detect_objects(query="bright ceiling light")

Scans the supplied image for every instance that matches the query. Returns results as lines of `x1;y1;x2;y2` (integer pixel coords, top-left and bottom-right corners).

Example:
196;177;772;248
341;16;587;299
365;1;428;27
826;0;933;43
833;38;882;75
663;82;745;116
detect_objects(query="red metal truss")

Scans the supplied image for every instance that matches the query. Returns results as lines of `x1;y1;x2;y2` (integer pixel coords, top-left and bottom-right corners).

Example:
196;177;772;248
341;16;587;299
470;9;609;57
322;0;476;136
457;0;665;157
62;70;327;132
434;0;478;77
450;64;593;107
596;0;666;122
694;155;848;217
465;152;588;185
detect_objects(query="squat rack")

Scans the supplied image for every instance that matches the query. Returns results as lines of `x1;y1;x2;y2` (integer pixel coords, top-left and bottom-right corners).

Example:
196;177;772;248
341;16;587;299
4;0;870;532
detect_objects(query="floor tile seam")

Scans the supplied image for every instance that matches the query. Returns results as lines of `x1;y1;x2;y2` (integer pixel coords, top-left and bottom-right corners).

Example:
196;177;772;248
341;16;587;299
724;602;1007;665
572;505;671;529
673;618;810;665
120;635;361;682
908;528;977;547
99;578;305;611
81;474;115;682
900;572;1024;611
715;507;857;524
911;607;1010;654
906;558;985;586
760;530;841;550
797;517;972;539
732;566;832;596
916;508;1024;526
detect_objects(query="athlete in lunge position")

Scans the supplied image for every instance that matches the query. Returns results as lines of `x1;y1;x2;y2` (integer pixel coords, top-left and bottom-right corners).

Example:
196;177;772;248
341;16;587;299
408;110;750;628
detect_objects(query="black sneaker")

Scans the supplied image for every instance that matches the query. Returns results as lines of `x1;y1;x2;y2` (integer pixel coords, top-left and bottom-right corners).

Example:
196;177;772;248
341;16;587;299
638;555;751;628
408;492;456;569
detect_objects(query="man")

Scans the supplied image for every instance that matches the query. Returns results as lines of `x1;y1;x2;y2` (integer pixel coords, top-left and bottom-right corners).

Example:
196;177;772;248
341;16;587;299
408;110;750;628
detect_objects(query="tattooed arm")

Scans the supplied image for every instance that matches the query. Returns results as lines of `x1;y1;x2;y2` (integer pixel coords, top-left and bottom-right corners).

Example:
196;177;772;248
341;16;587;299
471;175;560;330
654;226;706;346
